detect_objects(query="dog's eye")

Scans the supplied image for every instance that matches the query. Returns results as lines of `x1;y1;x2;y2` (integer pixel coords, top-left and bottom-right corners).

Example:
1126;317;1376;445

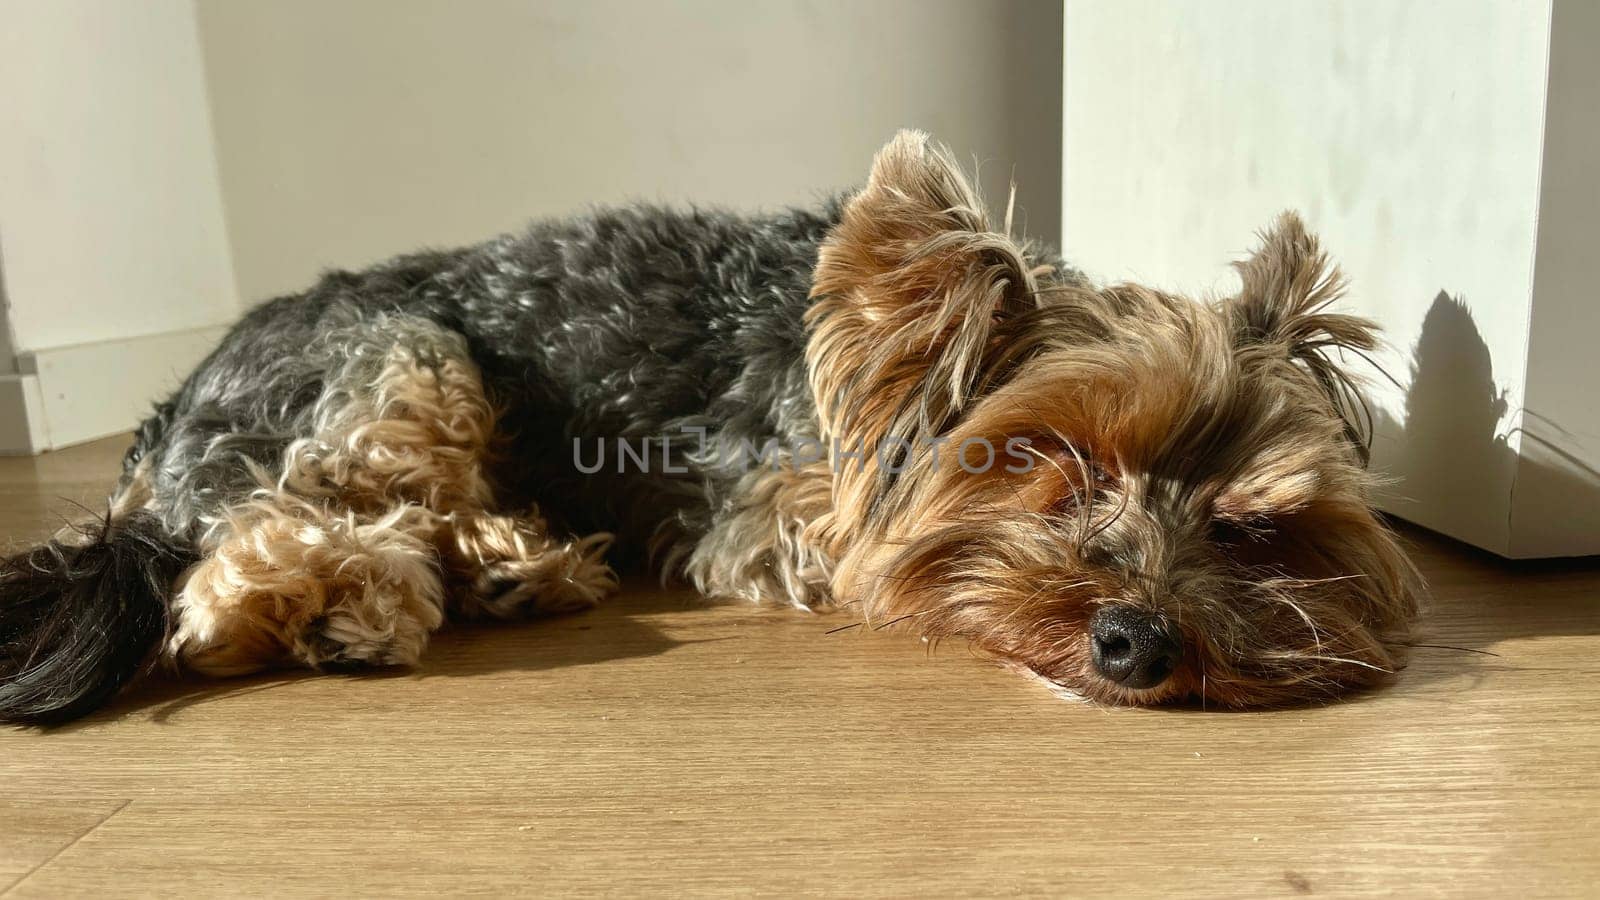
1036;440;1112;484
1042;444;1115;515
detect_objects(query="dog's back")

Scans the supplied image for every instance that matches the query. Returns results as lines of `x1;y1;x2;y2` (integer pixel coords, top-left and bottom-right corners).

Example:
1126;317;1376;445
0;199;841;723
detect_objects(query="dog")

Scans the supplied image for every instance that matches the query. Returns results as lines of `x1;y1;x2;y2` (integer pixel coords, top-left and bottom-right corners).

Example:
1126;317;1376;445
0;131;1422;724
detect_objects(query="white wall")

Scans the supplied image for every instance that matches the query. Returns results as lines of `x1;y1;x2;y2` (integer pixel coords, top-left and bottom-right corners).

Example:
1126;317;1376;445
0;0;238;350
0;0;239;451
1514;0;1600;557
0;0;1061;452
1063;0;1597;557
196;0;1063;303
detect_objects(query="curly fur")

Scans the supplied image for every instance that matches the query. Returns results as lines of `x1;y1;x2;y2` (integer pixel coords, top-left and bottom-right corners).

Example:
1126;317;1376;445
0;130;1423;723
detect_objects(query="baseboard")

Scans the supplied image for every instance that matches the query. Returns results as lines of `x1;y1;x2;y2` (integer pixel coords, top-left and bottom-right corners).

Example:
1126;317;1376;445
3;325;230;454
0;374;49;455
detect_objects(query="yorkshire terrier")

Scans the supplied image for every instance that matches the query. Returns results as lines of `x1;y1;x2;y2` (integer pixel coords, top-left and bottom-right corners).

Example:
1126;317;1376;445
0;131;1422;724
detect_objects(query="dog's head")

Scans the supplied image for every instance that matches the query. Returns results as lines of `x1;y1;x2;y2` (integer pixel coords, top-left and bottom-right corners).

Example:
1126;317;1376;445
808;131;1422;707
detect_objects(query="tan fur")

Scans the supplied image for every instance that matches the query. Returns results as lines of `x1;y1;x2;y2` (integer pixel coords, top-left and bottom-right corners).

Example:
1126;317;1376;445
275;327;498;513
151;132;1423;709
806;131;1049;543
169;317;616;676
170;497;445;675
797;130;1423;707
440;511;615;620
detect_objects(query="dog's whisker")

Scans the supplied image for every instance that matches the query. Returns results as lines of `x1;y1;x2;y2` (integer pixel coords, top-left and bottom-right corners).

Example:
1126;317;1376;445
0;130;1423;724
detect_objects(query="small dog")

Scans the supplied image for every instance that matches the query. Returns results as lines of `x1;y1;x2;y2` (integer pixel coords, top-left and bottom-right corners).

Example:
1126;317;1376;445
0;132;1422;723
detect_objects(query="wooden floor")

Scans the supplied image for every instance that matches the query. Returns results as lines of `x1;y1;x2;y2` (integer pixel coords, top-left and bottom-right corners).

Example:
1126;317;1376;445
2;437;1598;897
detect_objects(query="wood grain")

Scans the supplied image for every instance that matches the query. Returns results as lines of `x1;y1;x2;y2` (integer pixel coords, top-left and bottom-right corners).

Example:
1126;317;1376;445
2;437;1598;897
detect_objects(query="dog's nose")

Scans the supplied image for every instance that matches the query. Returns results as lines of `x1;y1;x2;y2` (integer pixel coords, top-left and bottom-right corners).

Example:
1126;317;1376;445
1089;606;1181;690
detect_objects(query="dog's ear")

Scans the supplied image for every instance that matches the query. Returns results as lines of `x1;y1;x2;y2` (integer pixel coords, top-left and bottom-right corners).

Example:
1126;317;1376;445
807;130;1042;505
1229;212;1380;463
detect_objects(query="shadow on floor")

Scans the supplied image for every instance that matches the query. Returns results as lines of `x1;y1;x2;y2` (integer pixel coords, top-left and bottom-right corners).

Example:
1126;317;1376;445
17;294;1600;726
53;586;699;730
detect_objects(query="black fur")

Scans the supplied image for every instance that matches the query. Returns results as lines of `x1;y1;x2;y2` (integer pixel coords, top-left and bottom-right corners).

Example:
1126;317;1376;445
1;199;855;723
135;201;847;550
0;512;197;724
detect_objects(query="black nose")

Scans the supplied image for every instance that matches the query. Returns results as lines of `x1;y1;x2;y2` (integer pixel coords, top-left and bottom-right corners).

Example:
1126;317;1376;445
1089;606;1181;690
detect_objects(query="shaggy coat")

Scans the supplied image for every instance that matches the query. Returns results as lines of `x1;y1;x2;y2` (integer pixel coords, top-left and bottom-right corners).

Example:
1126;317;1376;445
0;132;1421;724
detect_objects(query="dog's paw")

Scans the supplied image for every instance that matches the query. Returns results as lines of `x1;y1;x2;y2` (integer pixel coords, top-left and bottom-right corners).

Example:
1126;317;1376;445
293;581;442;672
460;531;618;619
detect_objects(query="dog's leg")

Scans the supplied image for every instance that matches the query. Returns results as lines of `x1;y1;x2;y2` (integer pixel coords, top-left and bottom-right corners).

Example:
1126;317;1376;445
168;314;615;674
171;504;619;674
170;497;446;674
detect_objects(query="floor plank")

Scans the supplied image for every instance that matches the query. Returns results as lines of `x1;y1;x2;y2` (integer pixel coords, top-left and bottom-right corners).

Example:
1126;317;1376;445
0;800;129;895
2;437;1598;896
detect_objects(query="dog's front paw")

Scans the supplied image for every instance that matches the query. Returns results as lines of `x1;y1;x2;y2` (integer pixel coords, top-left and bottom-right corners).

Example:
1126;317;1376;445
172;502;448;676
459;529;618;619
295;600;436;672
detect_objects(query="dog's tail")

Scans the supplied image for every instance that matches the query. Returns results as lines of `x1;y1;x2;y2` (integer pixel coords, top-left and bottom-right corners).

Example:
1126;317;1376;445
0;511;197;725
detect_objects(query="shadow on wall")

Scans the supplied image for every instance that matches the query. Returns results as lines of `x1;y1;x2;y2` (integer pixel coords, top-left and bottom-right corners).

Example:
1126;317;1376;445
1372;292;1513;547
38;295;1600;724
1373;290;1600;558
1360;293;1600;699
